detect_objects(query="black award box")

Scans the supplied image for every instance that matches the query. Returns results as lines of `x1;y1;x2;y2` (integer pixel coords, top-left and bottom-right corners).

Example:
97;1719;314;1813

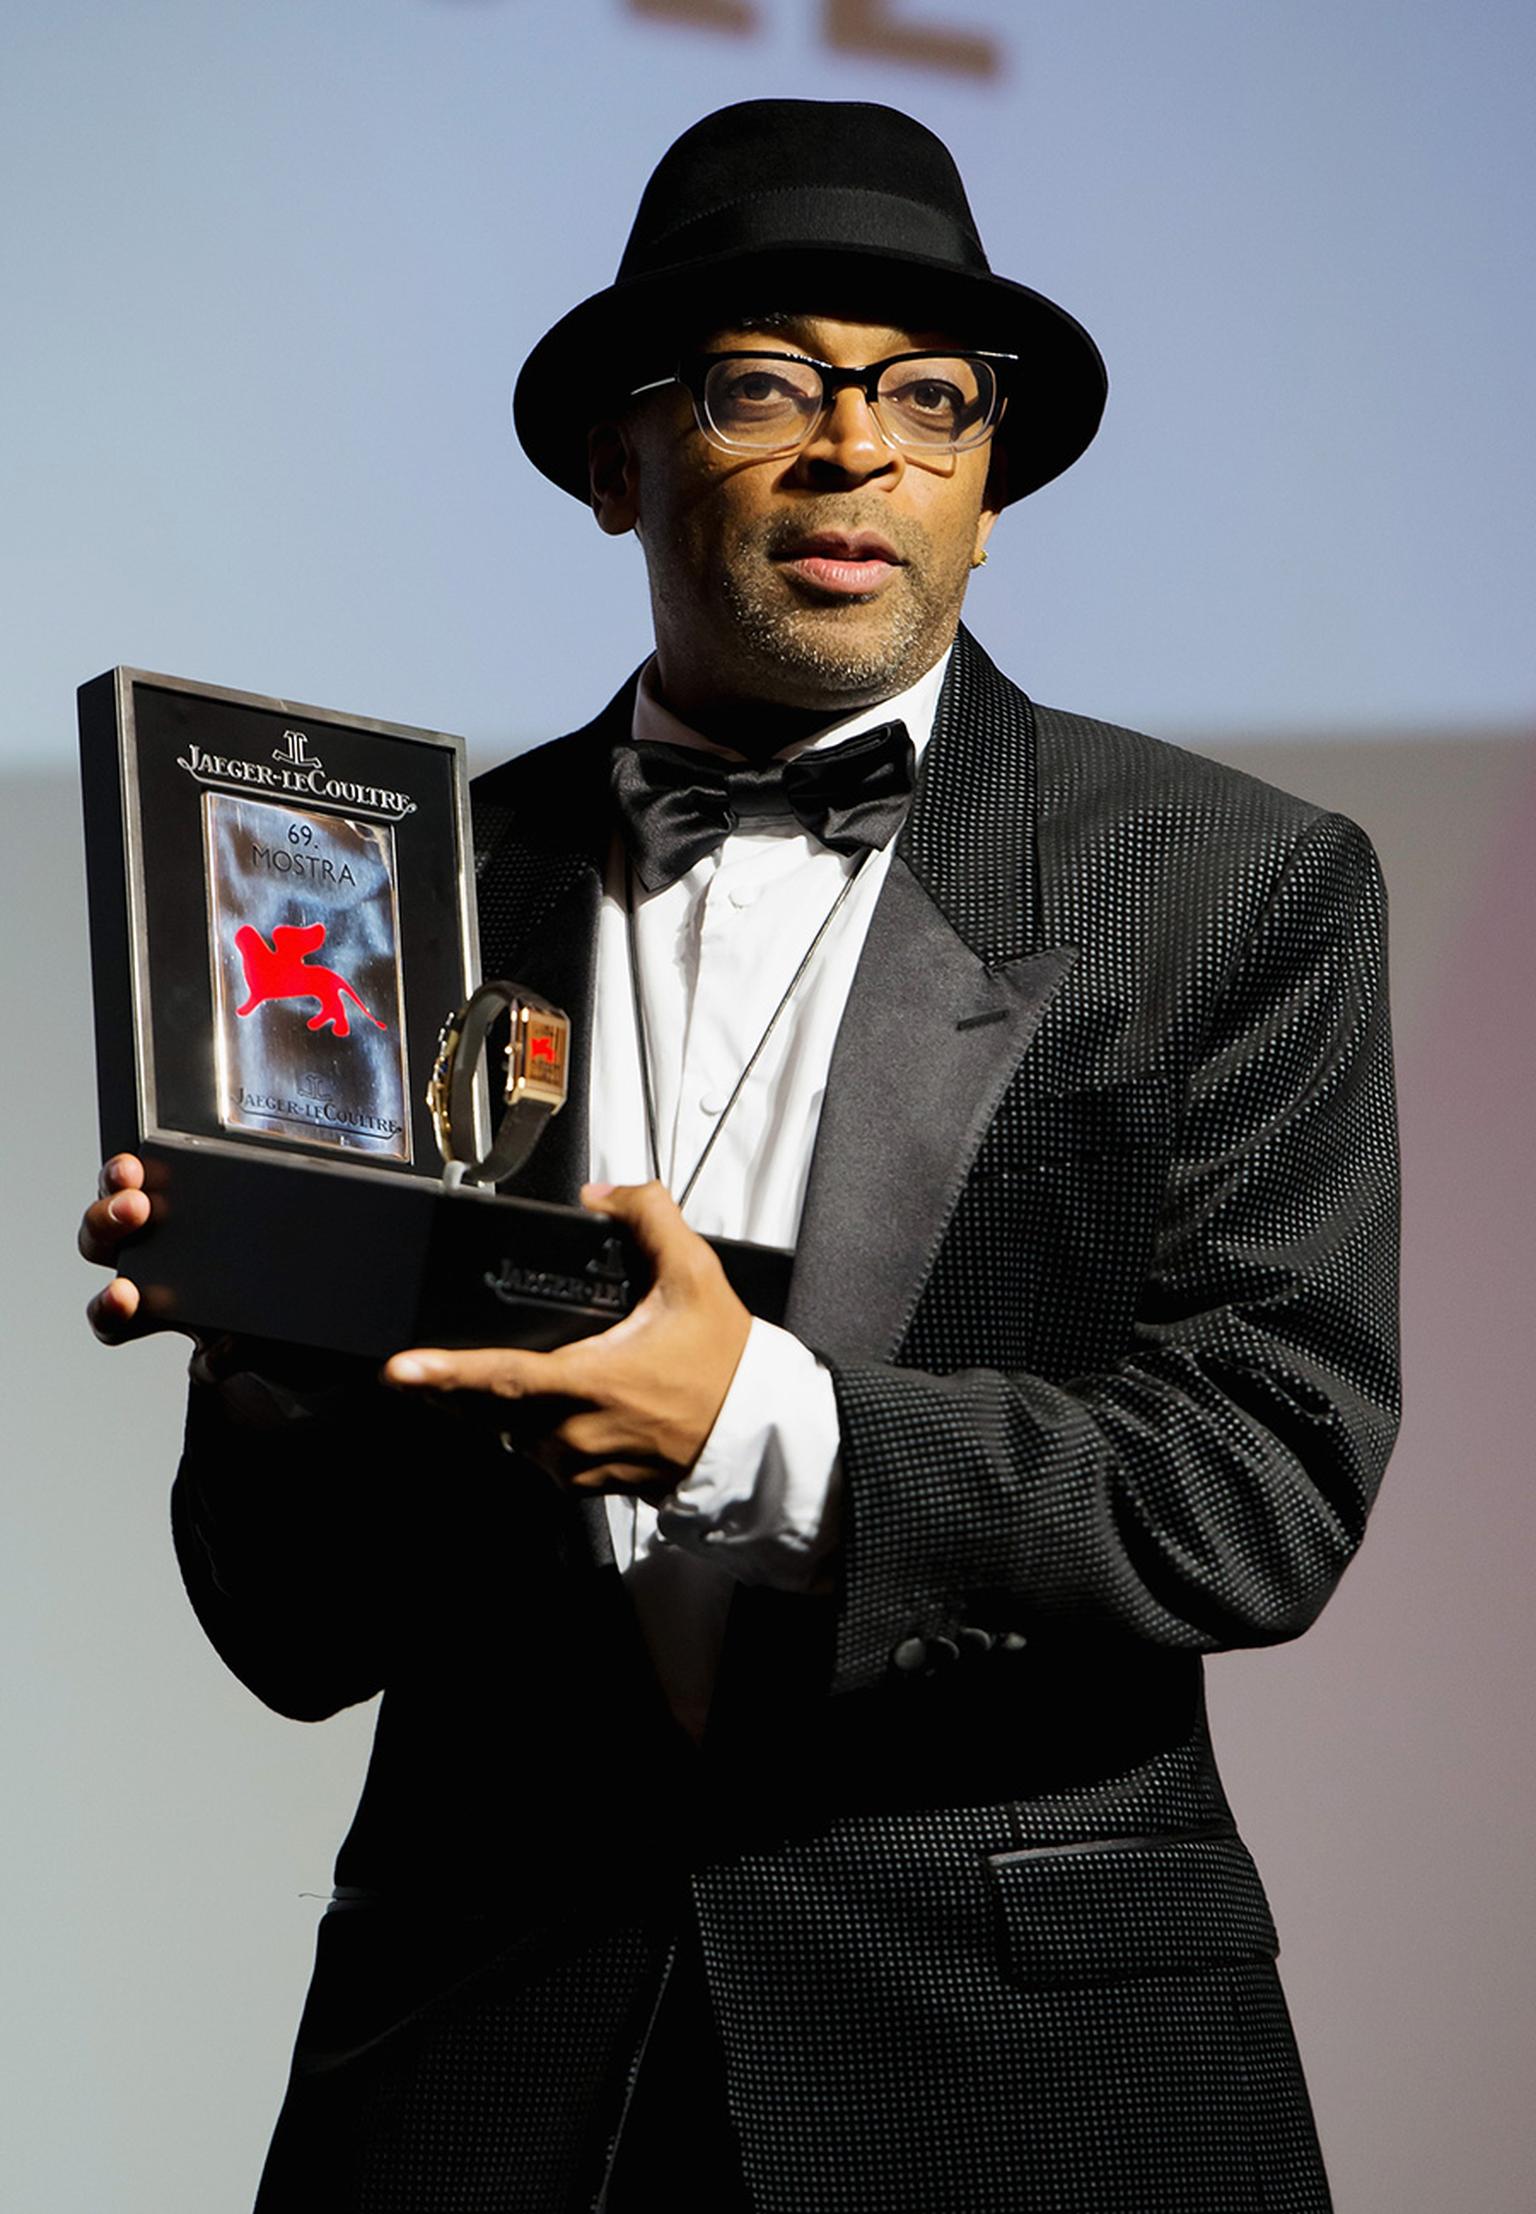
78;669;790;1357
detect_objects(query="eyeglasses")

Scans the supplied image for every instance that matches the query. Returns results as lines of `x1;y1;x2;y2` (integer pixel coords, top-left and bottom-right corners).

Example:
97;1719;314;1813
629;349;1016;457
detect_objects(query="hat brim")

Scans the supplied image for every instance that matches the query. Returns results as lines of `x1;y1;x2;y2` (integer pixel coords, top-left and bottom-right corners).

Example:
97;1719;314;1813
512;242;1107;508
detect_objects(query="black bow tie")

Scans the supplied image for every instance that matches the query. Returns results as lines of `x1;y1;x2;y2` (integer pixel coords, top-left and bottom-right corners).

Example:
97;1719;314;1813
611;719;915;894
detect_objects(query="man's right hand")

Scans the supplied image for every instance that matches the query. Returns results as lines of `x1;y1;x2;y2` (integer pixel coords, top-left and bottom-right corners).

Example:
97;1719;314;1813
78;1152;151;1344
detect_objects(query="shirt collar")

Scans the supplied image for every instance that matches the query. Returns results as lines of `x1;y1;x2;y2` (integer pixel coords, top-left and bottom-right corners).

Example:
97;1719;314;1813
631;644;952;769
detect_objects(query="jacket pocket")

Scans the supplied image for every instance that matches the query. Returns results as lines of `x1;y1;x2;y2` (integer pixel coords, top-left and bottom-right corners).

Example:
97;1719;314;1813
973;1076;1177;1173
984;1829;1279;1989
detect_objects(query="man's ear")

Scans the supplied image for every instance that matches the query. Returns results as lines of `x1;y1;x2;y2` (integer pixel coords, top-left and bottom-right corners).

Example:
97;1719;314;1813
588;422;640;536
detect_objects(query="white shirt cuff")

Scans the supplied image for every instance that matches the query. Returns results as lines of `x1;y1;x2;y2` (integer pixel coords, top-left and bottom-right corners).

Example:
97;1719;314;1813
656;1318;842;1590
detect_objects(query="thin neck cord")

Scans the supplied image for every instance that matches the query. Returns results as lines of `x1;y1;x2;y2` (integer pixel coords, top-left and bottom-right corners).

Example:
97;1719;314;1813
624;847;870;1215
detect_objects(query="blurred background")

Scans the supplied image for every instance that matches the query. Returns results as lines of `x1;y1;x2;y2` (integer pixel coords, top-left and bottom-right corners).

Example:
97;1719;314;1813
3;4;1533;2207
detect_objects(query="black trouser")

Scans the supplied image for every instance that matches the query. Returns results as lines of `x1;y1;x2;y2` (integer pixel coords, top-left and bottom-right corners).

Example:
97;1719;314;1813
602;1904;755;2212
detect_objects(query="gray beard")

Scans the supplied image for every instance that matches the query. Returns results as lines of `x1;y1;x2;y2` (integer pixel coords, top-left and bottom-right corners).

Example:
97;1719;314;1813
715;565;942;705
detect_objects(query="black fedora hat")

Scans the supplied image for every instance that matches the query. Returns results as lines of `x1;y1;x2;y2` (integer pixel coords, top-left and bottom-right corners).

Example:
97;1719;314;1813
513;99;1107;508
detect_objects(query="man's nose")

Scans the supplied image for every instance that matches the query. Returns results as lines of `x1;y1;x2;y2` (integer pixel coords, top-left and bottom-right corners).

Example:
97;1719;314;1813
795;385;901;482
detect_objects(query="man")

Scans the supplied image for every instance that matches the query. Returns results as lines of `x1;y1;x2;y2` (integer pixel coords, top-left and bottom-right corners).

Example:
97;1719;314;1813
81;101;1398;2212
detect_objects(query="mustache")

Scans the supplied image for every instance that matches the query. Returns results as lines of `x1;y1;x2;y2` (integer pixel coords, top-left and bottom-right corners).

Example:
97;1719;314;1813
759;507;930;563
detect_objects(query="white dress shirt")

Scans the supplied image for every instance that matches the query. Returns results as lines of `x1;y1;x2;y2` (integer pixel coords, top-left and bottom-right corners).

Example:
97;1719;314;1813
589;647;950;1736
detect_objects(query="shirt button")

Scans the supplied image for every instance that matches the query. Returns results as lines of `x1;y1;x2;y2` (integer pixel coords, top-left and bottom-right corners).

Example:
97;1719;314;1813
727;882;758;911
700;1093;726;1117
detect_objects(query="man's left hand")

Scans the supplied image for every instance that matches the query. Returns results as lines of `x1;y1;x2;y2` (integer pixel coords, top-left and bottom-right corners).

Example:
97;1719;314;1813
382;1181;752;1499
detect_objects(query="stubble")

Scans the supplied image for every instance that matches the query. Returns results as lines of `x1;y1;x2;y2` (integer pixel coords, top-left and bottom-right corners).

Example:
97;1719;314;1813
710;505;968;708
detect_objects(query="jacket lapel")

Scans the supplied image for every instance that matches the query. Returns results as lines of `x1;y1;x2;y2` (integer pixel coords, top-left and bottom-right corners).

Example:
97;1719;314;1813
468;638;1073;1580
786;629;1076;1362
470;681;635;1205
470;686;635;1573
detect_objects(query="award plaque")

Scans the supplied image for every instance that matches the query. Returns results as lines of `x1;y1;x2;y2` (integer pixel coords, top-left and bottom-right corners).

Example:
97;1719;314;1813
79;669;790;1357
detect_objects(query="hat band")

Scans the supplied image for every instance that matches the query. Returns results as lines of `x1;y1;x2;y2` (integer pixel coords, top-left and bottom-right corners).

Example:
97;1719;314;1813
623;186;992;283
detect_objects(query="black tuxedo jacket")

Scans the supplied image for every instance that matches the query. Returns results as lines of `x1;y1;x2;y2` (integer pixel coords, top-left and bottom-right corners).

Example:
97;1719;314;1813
175;628;1398;2212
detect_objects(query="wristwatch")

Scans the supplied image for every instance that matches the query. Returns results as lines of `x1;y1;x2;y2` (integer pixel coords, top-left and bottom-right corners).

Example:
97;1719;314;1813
427;979;570;1187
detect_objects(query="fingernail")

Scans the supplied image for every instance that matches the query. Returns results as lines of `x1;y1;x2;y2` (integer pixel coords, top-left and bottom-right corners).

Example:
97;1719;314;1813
387;1356;430;1383
107;1196;132;1224
583;1181;615;1202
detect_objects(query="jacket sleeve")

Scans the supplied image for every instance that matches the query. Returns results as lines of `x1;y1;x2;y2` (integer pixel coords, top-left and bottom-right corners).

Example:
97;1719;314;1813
825;810;1400;1693
169;1361;435;1721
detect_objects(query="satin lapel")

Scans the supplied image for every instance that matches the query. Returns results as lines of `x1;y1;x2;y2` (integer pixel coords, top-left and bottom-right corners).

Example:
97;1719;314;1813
785;629;1076;1362
470;682;635;1206
490;870;601;1206
787;863;1074;1361
470;685;635;1574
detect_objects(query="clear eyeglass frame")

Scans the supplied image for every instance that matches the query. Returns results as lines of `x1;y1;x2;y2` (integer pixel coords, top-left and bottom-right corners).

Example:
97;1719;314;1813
629;348;1018;458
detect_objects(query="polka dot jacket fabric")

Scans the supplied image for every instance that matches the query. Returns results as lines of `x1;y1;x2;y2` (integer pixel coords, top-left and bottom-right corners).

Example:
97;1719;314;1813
184;628;1395;2211
827;635;1399;1695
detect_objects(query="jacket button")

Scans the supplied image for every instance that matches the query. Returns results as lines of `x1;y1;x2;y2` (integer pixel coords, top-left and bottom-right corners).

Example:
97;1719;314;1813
1000;1630;1029;1654
928;1636;960;1666
891;1637;929;1672
957;1626;995;1657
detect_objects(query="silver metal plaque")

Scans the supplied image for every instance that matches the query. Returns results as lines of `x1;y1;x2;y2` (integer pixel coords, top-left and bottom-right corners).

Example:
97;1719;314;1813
205;791;411;1160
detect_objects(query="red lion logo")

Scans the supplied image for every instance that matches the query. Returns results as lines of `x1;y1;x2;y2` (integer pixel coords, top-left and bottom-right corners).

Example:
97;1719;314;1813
233;922;385;1038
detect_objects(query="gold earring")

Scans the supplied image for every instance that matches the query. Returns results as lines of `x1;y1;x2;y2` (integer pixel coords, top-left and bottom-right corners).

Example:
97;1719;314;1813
971;549;989;569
